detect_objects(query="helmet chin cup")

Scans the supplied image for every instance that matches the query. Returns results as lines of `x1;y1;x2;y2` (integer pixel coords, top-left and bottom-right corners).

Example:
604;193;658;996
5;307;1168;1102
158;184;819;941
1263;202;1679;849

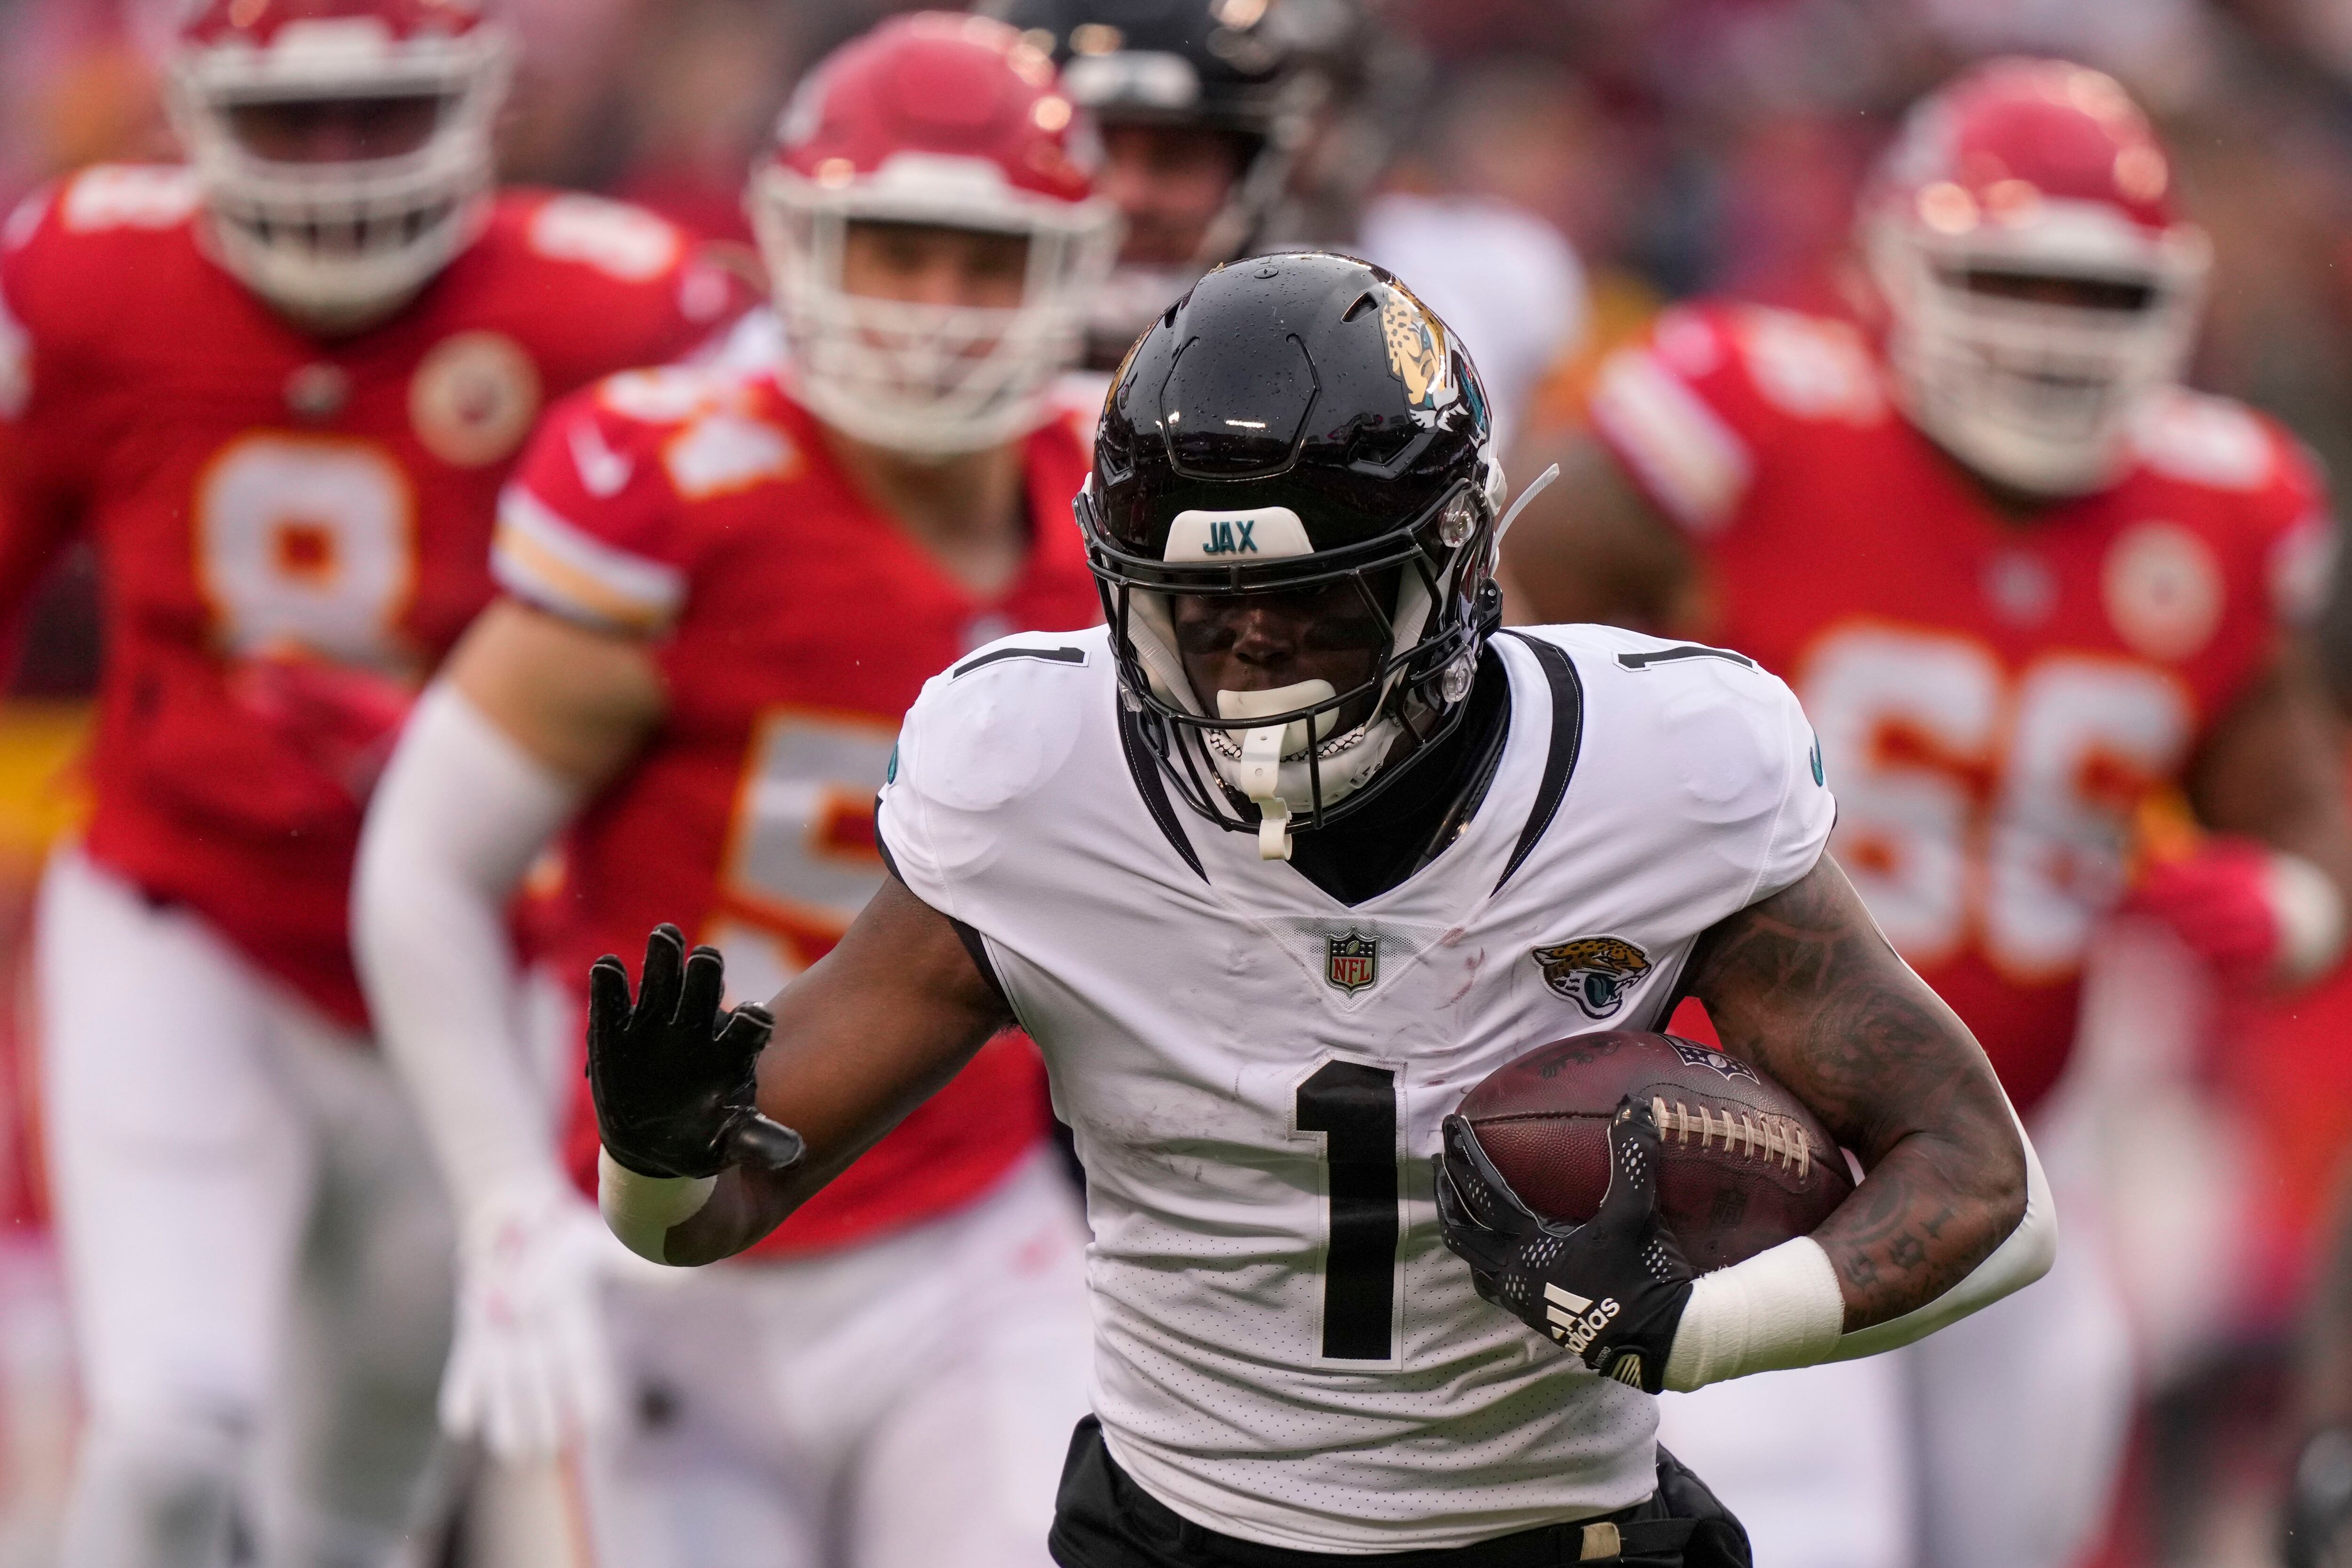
1216;681;1334;780
1216;681;1333;860
1206;679;1401;860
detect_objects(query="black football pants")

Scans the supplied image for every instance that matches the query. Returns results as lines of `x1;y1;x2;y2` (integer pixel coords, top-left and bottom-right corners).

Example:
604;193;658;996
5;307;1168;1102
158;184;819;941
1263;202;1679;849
1047;1416;1752;1568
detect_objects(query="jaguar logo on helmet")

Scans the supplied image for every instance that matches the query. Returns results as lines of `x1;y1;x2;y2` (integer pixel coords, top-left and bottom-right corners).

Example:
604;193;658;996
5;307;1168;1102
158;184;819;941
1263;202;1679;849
1378;286;1455;425
1530;937;1652;1019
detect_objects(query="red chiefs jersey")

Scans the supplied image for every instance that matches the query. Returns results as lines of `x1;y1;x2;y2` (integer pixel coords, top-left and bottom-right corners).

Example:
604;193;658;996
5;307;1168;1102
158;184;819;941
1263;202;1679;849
0;167;747;1025
1591;302;2331;1114
497;361;1100;1254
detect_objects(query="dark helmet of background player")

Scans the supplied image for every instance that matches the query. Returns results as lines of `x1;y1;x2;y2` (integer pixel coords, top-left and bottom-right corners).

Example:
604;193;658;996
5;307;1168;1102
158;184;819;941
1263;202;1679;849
1078;249;1502;860
979;0;1415;364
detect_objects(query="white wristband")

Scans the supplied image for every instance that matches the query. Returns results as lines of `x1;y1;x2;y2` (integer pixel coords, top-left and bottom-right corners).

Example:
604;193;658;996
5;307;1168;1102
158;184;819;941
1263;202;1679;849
597;1148;715;1266
1663;1235;1845;1392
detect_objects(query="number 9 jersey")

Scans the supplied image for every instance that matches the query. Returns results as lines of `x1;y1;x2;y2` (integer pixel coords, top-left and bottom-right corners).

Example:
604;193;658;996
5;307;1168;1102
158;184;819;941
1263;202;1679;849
0;167;746;1025
1589;301;2336;1114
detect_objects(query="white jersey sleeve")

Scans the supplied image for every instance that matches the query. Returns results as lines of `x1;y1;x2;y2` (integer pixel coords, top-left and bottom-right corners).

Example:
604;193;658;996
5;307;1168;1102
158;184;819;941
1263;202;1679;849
875;630;1106;925
876;623;1837;1553
1587;631;1834;911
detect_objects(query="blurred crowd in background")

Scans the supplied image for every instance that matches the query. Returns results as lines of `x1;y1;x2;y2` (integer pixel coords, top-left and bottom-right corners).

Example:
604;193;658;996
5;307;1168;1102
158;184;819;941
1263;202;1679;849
0;0;2348;1565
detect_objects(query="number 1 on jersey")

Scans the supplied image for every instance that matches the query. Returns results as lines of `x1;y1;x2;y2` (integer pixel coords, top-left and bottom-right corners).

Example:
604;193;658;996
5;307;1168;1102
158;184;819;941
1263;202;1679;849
1295;1061;1400;1360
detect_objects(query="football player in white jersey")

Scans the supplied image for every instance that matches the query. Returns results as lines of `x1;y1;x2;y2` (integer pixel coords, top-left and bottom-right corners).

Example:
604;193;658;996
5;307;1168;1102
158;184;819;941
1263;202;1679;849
576;253;2053;1568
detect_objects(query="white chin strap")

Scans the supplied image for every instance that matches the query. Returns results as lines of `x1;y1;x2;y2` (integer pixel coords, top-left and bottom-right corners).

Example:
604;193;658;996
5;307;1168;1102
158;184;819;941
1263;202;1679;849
1212;682;1400;861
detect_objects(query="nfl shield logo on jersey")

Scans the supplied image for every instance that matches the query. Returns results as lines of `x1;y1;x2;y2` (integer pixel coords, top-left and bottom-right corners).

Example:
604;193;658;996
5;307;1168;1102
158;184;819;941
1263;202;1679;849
1326;931;1379;995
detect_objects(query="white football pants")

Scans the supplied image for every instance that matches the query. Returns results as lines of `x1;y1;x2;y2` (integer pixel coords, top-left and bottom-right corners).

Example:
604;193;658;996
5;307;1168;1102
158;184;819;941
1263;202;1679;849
36;849;454;1568
1654;1166;2134;1568
556;1150;1092;1568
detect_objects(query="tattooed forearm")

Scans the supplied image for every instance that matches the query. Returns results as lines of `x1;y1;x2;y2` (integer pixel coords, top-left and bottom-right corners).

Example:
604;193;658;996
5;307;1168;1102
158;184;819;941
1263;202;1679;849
1685;855;2027;1332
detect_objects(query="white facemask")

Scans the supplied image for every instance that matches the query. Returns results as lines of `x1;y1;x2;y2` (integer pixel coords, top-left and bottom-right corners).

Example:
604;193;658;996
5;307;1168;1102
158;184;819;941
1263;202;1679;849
1867;203;2210;498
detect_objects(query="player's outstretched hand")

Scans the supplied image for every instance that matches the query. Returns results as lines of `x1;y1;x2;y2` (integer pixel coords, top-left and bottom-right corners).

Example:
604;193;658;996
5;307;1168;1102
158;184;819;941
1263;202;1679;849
587;923;805;1179
441;1181;628;1460
1435;1096;1693;1393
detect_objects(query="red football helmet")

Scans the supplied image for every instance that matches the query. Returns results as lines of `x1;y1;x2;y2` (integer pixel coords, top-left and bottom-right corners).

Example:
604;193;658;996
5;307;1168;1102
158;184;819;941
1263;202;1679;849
1859;57;2211;497
168;0;513;328
747;12;1119;454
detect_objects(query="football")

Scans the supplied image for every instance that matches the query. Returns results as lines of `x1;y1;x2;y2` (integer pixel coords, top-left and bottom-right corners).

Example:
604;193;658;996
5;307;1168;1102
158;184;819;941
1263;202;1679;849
1454;1031;1854;1272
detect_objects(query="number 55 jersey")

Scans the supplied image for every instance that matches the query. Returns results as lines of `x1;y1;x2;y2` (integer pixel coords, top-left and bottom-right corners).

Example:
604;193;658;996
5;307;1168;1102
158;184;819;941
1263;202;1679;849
876;622;1835;1552
0;168;743;1025
1589;301;2334;1114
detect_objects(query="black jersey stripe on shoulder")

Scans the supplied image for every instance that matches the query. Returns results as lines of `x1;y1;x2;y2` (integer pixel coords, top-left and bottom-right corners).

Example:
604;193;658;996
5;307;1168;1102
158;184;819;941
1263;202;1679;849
874;796;898;883
1616;644;1755;671
1116;705;1208;883
1494;632;1586;894
952;645;1088;680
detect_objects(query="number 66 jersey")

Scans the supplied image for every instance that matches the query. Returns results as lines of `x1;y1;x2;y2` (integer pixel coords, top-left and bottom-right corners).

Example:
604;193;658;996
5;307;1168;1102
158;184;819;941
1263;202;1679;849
1587;301;2334;1115
875;621;1836;1552
0;168;740;1025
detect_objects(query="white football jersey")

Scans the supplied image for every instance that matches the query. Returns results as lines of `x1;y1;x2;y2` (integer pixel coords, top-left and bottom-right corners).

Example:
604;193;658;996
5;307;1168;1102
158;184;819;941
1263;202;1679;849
876;622;1835;1552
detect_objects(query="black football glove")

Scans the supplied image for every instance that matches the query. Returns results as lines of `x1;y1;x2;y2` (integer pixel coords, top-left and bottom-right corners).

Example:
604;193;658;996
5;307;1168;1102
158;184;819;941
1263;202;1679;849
2286;1425;2352;1568
586;924;805;1180
1435;1095;1693;1393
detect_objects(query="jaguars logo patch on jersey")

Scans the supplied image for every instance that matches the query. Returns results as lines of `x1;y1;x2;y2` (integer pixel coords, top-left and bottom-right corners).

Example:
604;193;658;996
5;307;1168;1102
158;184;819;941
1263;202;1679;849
1530;936;1652;1019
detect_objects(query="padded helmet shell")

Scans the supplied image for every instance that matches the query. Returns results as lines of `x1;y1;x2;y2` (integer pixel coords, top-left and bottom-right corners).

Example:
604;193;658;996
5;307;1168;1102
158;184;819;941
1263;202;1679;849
1093;250;1489;558
1859;57;2211;496
747;12;1119;454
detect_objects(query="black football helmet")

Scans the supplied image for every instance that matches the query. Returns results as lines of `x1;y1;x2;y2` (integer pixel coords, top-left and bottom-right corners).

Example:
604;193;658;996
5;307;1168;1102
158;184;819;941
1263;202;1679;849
980;0;1344;358
1079;250;1503;860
